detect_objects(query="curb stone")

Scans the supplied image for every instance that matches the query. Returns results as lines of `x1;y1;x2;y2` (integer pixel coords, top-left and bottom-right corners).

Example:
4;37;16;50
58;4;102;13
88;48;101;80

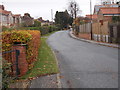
69;30;119;48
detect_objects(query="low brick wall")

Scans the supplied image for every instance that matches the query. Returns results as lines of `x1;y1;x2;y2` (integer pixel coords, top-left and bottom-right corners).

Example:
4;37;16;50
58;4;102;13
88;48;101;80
78;33;91;40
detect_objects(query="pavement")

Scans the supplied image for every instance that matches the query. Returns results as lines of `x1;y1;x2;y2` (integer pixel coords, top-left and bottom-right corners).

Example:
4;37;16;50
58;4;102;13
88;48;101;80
30;74;59;88
69;30;119;48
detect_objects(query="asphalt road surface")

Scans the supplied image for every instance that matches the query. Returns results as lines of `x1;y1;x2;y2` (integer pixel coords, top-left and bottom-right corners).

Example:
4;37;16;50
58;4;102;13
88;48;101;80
47;30;118;88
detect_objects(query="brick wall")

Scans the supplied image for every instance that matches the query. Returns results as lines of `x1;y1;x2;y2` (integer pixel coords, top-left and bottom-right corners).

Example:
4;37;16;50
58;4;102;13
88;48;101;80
12;44;28;76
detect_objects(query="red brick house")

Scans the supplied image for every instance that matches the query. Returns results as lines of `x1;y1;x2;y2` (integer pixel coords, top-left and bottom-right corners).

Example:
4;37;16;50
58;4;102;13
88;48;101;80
97;7;120;22
86;14;98;22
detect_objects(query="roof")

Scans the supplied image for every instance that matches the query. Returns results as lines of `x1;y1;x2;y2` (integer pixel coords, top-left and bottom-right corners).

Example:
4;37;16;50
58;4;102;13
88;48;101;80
0;9;11;15
94;4;119;14
86;14;98;19
100;7;120;14
13;14;21;17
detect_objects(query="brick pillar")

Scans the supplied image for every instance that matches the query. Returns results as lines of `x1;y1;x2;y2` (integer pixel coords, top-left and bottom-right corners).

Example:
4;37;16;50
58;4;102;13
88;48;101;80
12;44;28;77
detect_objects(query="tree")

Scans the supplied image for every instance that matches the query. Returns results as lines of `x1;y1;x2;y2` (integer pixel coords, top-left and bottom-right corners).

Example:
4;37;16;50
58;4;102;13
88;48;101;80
112;16;120;22
68;0;80;19
55;10;73;29
33;20;41;27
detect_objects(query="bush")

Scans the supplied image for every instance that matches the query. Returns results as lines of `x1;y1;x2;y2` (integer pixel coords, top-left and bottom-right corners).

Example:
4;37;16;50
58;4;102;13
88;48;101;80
2;26;14;31
15;25;60;35
2;58;12;88
2;30;41;69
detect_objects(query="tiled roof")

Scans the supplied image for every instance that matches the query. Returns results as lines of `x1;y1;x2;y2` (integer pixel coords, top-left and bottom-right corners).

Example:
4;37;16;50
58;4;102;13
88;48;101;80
100;7;120;14
13;14;21;17
86;14;98;19
0;9;11;15
94;4;119;14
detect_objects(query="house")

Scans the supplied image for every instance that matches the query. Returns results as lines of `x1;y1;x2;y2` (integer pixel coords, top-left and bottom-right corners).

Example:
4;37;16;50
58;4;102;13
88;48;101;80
12;14;22;27
37;17;52;26
86;14;98;22
97;7;120;22
0;5;13;27
21;13;34;27
94;1;119;14
0;5;34;28
0;5;23;27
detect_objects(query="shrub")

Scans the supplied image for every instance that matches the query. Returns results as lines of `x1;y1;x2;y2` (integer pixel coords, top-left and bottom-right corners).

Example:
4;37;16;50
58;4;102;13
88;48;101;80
2;30;41;69
15;25;60;35
2;26;14;31
26;30;41;69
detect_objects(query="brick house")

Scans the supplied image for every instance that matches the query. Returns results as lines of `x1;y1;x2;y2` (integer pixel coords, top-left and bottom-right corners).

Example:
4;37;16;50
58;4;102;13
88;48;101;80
86;14;98;22
21;13;34;27
97;7;120;22
94;4;119;14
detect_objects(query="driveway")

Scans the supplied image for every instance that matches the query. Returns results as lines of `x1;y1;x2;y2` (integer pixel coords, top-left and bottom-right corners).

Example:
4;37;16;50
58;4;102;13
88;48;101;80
47;30;118;88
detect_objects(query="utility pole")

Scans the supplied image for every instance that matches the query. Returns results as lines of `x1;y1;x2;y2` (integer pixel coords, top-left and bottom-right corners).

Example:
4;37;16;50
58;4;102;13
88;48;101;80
90;0;93;40
51;9;53;23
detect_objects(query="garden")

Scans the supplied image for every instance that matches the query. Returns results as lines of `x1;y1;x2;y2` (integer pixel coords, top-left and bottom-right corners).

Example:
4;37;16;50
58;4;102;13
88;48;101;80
1;27;59;88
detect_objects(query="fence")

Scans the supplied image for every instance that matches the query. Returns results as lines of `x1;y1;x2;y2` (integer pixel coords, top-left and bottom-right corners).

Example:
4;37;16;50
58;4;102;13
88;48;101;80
73;23;91;40
92;21;109;42
79;23;91;33
74;21;119;44
109;22;120;43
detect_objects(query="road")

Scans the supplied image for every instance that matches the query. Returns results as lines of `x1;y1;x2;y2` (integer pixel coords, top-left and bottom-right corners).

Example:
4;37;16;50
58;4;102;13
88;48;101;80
47;30;118;88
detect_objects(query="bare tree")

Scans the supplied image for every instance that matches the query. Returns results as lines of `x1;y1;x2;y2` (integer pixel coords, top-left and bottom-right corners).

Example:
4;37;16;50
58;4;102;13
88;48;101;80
68;0;79;19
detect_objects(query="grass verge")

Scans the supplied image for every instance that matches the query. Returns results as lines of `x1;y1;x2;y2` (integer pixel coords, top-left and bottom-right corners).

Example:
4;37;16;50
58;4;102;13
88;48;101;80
21;33;59;79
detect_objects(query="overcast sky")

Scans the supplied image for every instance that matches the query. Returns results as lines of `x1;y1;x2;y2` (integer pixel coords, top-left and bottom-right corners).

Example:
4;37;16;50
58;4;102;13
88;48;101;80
2;0;100;21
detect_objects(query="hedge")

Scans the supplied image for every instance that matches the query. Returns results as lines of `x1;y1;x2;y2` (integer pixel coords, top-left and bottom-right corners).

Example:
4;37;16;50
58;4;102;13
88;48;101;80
2;30;41;69
15;26;60;35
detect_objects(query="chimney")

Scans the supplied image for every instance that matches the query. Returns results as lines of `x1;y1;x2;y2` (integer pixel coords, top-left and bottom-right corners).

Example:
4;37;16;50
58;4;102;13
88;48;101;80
0;5;5;10
112;0;114;4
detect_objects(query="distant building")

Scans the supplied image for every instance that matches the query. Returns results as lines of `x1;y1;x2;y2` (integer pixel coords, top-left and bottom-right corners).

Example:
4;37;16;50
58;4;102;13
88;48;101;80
21;13;34;27
12;14;22;27
0;5;34;28
37;17;53;26
86;14;98;21
0;5;13;27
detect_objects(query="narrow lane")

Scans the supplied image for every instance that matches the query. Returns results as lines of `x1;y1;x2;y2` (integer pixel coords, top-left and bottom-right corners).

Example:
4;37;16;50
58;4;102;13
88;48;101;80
47;30;118;88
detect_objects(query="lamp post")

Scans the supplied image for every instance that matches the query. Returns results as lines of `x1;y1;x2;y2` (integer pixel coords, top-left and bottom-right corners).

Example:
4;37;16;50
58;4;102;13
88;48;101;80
90;0;93;40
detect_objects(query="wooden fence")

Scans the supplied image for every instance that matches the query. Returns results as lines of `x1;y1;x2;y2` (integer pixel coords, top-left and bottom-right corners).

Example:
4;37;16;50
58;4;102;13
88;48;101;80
74;21;119;43
92;21;109;42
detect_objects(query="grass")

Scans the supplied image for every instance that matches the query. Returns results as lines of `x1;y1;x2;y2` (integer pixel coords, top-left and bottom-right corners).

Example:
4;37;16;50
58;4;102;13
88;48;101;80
21;32;59;79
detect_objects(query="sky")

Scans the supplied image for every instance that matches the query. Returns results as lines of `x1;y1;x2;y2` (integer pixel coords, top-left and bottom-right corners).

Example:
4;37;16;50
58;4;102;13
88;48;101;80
1;0;103;21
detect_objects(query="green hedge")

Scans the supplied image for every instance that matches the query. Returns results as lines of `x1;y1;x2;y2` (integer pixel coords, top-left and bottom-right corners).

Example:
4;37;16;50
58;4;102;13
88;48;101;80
16;26;60;35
